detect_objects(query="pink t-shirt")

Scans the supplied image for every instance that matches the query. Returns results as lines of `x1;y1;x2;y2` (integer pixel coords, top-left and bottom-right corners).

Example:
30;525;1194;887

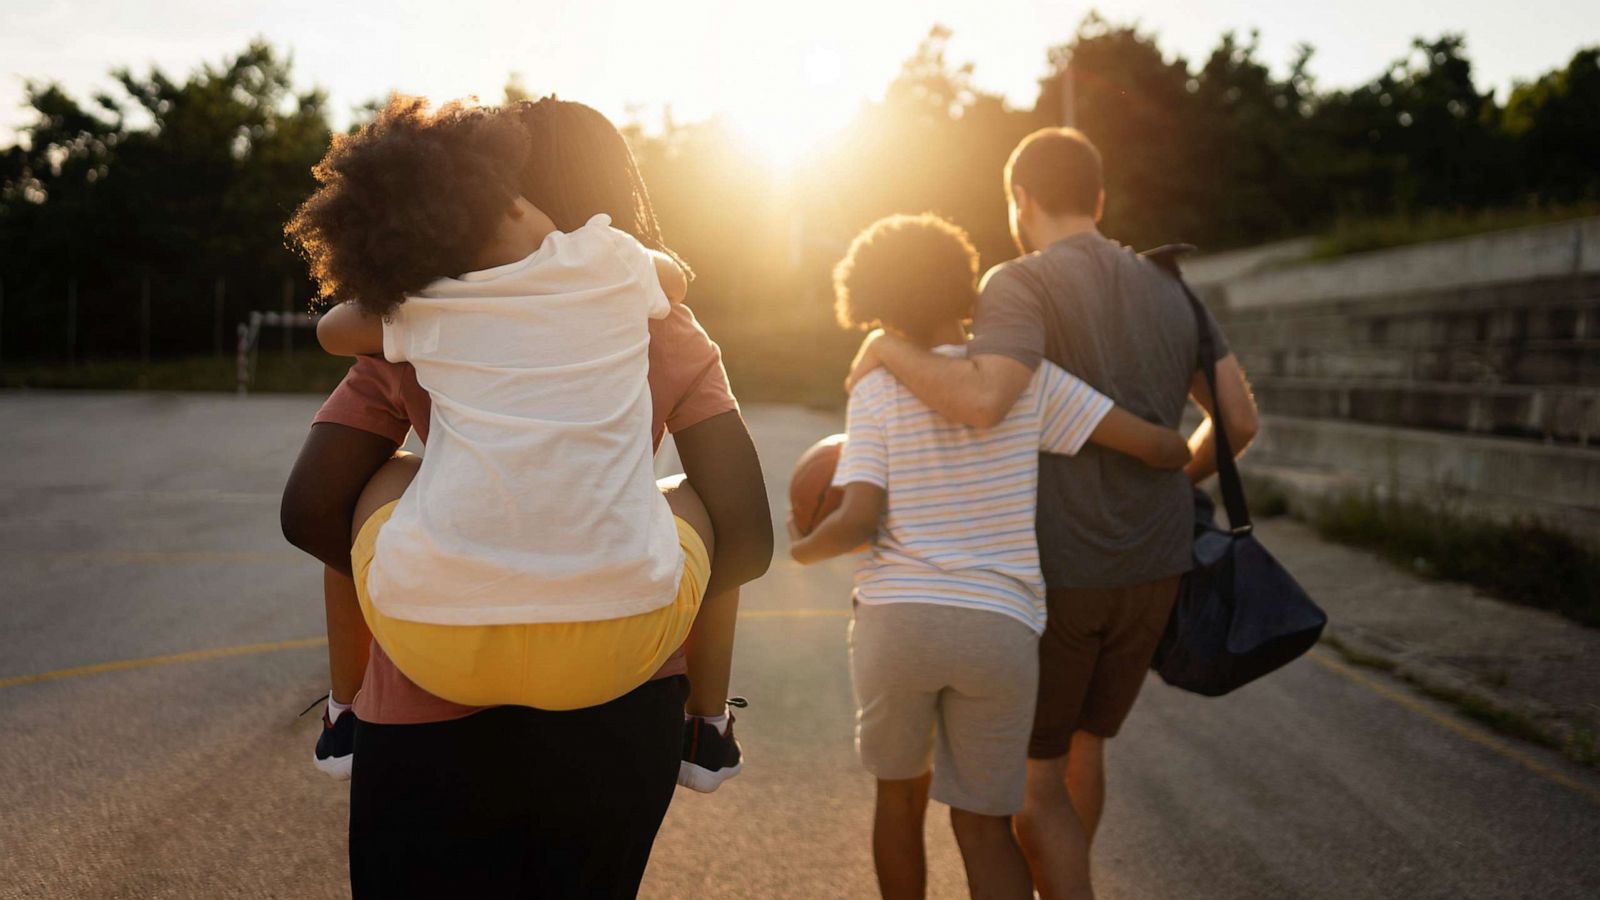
313;303;738;725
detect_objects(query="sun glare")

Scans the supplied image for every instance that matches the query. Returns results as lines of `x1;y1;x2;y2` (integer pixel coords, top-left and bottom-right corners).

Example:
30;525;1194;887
726;43;858;171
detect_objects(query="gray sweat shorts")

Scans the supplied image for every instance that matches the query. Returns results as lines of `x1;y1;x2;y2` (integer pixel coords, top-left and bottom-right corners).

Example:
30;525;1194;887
849;600;1040;816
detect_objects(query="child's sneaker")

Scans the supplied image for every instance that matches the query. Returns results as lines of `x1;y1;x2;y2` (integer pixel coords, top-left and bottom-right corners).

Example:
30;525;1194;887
678;698;747;793
302;694;356;780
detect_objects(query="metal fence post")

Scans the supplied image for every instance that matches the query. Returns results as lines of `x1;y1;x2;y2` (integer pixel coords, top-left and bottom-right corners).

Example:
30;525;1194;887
140;274;151;370
0;275;6;369
213;278;225;357
281;276;293;357
236;321;251;396
67;277;78;367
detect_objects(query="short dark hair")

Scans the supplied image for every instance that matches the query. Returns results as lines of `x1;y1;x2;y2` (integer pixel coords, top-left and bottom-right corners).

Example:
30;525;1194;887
1004;127;1103;217
286;96;528;317
833;214;979;339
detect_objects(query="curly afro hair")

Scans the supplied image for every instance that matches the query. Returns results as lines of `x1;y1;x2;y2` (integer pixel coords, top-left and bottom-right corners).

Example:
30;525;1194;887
286;95;530;317
832;213;979;340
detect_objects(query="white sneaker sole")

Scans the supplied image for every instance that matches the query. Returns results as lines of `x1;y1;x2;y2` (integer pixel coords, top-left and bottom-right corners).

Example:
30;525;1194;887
677;759;742;793
313;751;353;781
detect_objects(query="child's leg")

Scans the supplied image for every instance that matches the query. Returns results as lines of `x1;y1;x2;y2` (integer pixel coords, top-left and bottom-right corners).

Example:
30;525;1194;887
874;773;932;900
351;453;421;545
325;453;419;706
949;808;1033;900
325;567;371;705
658;476;730;718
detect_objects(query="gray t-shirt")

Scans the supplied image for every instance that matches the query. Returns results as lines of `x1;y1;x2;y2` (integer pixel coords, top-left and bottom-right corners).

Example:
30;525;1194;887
968;232;1230;590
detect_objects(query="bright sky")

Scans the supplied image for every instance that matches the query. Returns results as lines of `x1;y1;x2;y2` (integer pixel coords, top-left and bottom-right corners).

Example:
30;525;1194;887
3;0;1596;154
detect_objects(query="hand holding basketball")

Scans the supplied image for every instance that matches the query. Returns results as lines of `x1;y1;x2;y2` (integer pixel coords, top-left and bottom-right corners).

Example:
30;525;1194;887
789;433;847;536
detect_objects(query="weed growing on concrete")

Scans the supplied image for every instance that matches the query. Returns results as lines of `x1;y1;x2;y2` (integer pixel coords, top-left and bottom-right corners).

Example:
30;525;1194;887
1306;491;1600;629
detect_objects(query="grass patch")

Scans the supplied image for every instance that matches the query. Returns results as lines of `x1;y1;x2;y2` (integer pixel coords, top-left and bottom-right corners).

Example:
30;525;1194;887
1318;632;1398;674
2;352;352;394
1323;633;1600;767
1238;475;1292;519
1306;491;1600;629
1310;203;1600;260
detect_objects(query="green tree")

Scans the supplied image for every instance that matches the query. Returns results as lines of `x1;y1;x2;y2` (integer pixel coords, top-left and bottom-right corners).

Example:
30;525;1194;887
0;41;331;360
1504;47;1600;203
1035;14;1200;249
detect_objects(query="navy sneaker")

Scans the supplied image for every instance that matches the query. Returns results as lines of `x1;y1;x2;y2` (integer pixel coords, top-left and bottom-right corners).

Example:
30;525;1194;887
302;695;356;780
678;697;747;793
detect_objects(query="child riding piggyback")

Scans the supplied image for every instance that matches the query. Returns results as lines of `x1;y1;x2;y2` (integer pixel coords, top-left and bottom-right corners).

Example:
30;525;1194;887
288;97;716;715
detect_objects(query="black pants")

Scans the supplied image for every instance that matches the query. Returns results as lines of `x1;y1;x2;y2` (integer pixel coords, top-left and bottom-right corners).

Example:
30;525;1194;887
349;676;688;899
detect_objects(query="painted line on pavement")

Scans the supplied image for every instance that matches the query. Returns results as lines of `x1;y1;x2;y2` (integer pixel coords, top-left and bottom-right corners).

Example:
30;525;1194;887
0;609;848;691
0;549;302;564
7;617;1595;808
1309;649;1600;807
0;637;330;690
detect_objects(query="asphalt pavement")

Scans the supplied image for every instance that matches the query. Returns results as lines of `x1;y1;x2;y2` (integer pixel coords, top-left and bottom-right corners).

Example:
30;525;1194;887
1;392;1597;899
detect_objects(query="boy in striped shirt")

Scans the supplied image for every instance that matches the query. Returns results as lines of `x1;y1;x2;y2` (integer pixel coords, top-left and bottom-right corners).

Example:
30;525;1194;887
790;214;1189;899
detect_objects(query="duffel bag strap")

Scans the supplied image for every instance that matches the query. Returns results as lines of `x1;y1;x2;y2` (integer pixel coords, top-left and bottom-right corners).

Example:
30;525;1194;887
1142;244;1252;536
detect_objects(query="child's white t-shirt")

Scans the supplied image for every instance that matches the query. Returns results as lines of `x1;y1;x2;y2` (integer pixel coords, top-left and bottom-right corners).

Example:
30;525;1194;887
367;214;685;626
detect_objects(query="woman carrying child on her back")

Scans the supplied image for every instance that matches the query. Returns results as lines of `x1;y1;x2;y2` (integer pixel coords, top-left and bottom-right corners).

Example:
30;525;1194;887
294;97;720;719
283;97;764;898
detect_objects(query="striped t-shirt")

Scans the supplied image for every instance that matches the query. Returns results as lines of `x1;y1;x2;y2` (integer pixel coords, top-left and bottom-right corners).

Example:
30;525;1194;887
833;345;1113;632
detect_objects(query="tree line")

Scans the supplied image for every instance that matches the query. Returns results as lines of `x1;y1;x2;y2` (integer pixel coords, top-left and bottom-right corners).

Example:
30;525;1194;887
1;16;1596;378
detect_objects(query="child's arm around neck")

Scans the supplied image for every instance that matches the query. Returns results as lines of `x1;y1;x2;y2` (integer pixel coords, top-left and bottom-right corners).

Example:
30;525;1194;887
316;301;385;357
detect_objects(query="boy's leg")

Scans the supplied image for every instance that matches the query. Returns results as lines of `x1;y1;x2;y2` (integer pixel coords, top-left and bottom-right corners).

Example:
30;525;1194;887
874;773;931;900
923;605;1039;900
950;808;1033;900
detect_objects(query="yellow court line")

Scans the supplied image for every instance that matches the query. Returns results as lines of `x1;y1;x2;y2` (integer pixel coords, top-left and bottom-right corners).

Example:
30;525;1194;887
7;618;1596;809
1308;650;1600;807
0;637;330;690
0;610;847;691
0;550;301;564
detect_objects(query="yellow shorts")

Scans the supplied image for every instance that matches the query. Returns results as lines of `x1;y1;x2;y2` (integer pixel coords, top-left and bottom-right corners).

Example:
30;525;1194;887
352;501;710;711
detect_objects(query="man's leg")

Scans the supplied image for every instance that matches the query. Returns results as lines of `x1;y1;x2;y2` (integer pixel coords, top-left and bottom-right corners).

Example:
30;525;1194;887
950;808;1033;900
1064;577;1182;849
1021;586;1109;899
1016;756;1094;900
1065;730;1106;843
874;773;932;900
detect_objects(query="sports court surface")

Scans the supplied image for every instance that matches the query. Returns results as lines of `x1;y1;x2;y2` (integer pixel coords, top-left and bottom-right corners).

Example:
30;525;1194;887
2;391;1597;899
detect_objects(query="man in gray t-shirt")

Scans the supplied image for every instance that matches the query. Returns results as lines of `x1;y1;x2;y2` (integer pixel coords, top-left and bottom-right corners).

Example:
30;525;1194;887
847;127;1259;898
970;231;1231;590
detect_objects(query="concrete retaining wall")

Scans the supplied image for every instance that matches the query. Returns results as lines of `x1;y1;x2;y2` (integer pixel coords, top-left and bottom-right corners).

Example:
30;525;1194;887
1188;218;1600;543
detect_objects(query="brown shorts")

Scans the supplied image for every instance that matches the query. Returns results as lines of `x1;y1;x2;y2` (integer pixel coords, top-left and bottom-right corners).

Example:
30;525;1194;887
1029;576;1181;758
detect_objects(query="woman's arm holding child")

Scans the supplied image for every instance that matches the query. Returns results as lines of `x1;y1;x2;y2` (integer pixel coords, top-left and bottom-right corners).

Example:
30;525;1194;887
788;483;885;565
316;302;385;357
1089;406;1192;469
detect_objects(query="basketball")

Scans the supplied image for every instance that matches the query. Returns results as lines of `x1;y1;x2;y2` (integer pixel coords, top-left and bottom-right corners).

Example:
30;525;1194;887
790;433;848;536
